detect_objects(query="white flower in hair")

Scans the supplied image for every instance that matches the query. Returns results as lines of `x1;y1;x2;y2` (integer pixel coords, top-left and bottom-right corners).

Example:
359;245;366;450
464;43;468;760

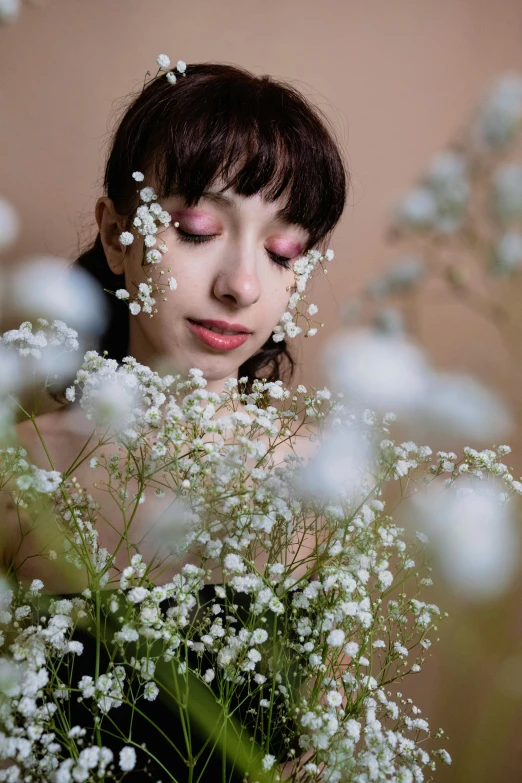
139;187;155;203
156;54;171;71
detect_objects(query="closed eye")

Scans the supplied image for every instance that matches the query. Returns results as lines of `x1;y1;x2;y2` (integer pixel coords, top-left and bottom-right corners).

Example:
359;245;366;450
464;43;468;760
174;228;292;269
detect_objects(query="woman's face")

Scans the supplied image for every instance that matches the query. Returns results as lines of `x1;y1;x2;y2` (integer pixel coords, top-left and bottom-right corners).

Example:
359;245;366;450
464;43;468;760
114;182;309;390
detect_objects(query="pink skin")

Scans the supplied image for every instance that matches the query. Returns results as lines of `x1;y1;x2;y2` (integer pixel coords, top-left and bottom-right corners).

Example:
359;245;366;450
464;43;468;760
96;181;309;394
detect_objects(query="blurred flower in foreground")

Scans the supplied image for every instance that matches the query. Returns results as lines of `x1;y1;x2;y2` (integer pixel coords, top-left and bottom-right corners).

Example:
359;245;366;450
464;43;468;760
393;151;469;234
0;319;80;398
149;496;201;556
0;0;19;25
3;256;108;336
324;329;511;440
294;426;372;502
422;372;510;437
0;197;19;249
491;163;522;223
473;73;522;150
492;231;522;275
365;255;426;300
409;477;520;601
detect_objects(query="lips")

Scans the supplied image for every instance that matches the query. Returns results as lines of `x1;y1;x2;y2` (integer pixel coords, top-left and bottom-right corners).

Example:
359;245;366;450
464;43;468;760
187;319;251;351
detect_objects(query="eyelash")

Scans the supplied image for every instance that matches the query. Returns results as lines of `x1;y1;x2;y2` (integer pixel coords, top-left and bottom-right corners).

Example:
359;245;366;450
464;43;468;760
174;228;292;269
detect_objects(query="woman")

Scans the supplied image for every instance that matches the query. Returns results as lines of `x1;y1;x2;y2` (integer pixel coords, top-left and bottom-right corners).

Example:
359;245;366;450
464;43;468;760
4;60;348;591
0;60;349;781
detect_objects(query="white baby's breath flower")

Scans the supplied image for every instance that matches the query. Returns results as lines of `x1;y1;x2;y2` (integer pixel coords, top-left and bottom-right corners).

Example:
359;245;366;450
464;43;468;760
146;249;162;264
119;746;136;771
132;171;145;182
326;690;343;708
129;302;141;315
115;289;130;299
285;322;302;338
140;187;155;203
251;628;268;645
29;579;44;594
176;60;187;73
156;54;171;70
143;682;159;701
327;629;345;647
166;71;177;85
119;232;134;246
224;553;245;573
262;754;276;771
168;277;177;290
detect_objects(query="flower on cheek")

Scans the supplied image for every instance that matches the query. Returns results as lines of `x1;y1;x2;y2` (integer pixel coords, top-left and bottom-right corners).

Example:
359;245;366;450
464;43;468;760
272;248;334;342
111;174;176;318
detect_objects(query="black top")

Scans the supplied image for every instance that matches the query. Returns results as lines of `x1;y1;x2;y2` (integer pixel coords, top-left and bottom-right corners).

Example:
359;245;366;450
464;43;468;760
51;584;299;782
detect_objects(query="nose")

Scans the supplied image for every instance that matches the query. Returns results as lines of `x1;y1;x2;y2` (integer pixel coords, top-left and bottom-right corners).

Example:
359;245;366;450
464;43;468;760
212;247;261;308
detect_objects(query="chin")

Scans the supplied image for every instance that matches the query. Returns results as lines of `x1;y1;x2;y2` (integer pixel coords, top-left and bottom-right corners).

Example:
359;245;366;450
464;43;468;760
151;350;239;382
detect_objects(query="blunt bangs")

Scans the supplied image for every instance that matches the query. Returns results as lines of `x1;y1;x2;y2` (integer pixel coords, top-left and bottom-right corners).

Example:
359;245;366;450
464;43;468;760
105;62;348;253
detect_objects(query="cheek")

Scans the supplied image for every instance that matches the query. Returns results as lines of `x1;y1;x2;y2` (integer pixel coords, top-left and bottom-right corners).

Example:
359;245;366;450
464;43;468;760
267;269;294;309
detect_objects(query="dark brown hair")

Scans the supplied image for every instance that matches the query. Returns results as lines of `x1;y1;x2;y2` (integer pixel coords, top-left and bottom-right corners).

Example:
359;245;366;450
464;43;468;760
52;61;348;403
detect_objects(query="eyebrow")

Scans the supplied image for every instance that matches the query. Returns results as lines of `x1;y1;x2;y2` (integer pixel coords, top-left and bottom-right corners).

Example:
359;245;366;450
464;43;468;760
201;190;291;225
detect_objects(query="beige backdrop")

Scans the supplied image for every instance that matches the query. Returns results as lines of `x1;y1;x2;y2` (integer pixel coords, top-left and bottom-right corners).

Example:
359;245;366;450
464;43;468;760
2;1;522;780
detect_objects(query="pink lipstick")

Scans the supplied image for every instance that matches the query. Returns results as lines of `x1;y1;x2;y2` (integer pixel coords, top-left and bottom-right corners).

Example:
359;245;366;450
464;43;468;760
187;319;251;351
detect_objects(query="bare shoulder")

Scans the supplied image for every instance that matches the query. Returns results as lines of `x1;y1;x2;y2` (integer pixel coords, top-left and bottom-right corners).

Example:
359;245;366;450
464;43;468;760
14;407;86;474
0;410;73;573
272;418;321;465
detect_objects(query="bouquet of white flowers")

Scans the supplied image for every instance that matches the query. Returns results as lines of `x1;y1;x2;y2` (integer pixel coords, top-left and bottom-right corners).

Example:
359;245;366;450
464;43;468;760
2;317;507;782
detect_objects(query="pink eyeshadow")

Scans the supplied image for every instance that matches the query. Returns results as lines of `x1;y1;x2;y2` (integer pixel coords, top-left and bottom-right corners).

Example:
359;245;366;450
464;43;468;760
170;209;219;232
271;241;303;258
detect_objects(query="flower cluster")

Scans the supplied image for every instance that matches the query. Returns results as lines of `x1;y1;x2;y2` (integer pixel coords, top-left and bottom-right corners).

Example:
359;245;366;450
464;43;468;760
272;248;334;342
104;173;176;317
0;323;478;781
155;53;187;83
393;150;470;235
0;318;79;359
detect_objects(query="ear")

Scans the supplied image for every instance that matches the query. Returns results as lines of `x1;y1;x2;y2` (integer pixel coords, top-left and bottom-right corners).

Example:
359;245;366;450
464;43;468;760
95;197;128;275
